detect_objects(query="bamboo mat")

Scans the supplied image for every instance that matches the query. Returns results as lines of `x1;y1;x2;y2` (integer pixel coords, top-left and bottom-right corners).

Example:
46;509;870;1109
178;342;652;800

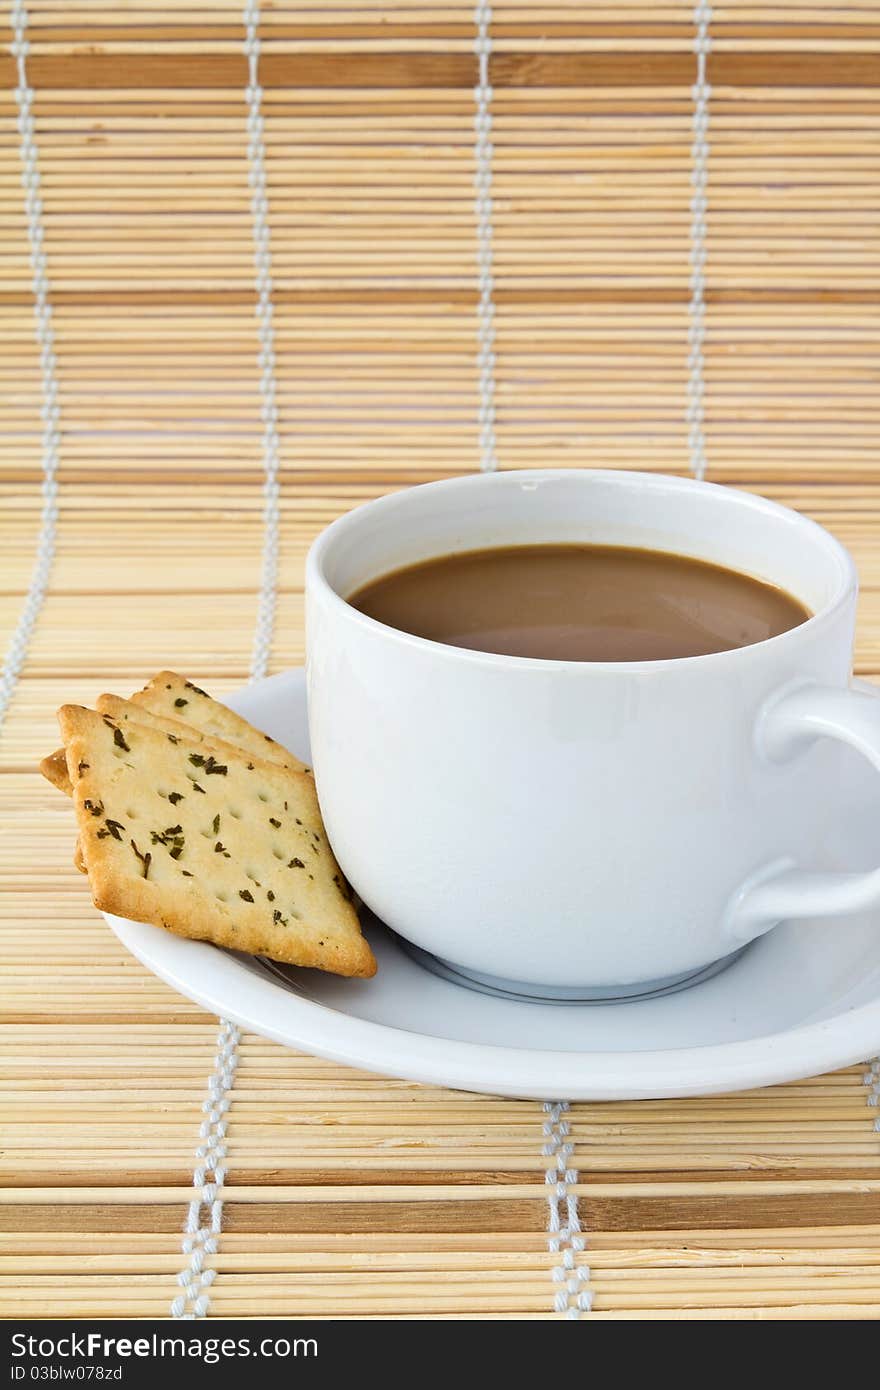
2;1;880;1321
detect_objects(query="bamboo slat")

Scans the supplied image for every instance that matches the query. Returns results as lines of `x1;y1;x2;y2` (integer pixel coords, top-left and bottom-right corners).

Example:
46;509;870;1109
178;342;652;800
1;27;880;484
2;0;879;1322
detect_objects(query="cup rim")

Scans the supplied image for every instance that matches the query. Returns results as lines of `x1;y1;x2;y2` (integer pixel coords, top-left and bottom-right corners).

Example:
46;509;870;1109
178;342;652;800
306;469;857;673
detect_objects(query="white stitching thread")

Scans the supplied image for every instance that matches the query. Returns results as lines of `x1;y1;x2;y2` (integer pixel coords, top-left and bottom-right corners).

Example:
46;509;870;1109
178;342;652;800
172;0;282;1317
865;1057;880;1132
1;1;60;729
171;1021;240;1318
9;0;242;1326
477;1;585;1318
543;1101;592;1318
473;2;497;472
687;2;712;481
489;0;587;1315
244;0;281;682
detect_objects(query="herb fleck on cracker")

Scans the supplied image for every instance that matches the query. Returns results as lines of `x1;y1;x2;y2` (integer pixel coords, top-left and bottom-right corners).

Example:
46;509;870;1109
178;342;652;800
131;840;151;880
151;825;185;860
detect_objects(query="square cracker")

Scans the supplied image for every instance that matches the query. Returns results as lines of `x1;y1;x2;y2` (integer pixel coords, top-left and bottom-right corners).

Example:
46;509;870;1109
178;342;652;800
59;704;375;978
41;682;307;797
132;671;306;772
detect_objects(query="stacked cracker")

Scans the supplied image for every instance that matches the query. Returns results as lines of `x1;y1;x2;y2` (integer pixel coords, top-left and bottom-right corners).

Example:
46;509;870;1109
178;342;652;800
41;671;376;978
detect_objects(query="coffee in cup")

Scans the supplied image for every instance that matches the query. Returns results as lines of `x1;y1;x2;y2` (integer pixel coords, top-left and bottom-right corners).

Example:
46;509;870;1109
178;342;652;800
349;543;810;663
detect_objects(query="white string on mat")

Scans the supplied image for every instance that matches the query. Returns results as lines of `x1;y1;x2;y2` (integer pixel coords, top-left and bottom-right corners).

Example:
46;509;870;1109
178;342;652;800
865;1058;880;1134
7;0;242;1326
245;0;281;684
171;1021;240;1319
172;0;282;1318
543;1102;592;1318
473;1;498;472
1;1;61;729
469;0;588;1314
538;8;715;1318
687;2;712;482
472;0;590;1316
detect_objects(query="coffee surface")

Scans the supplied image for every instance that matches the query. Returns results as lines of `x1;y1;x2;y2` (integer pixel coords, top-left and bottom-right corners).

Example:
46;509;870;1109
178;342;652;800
348;544;810;661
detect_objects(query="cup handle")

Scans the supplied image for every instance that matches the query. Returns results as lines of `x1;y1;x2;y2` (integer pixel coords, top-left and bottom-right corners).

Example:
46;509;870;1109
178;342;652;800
725;681;880;942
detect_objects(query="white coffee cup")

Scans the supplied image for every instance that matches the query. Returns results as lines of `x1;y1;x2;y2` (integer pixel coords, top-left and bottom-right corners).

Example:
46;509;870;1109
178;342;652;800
306;469;878;1001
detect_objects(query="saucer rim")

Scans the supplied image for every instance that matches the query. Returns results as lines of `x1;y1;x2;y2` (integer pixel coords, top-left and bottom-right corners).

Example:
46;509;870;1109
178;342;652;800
109;911;880;1101
104;668;880;1101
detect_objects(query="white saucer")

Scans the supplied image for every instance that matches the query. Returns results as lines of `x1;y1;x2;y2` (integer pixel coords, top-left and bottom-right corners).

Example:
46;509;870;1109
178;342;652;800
107;669;880;1100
